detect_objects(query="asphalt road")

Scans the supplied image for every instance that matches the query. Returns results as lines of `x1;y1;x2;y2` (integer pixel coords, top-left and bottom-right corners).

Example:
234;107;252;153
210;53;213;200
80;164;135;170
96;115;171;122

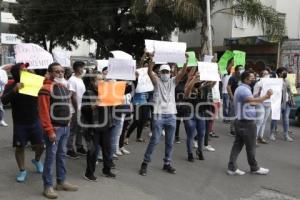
0;108;299;200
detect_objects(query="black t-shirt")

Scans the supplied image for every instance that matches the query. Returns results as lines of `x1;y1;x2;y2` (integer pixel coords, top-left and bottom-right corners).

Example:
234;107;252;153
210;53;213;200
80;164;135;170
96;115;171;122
228;76;239;95
1;83;39;125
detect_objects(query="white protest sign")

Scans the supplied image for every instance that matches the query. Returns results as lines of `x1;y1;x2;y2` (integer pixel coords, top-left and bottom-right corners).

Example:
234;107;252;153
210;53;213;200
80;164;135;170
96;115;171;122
197;62;221;82
96;60;108;72
145;40;155;53
135;68;154;93
260;78;283;120
106;58;136;81
145;40;187;63
110;50;133;60
204;55;214;63
52;51;71;67
14;43;54;69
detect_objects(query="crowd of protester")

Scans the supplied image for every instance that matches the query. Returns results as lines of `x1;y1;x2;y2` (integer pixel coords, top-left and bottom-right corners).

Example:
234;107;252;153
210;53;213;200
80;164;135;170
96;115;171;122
0;51;297;199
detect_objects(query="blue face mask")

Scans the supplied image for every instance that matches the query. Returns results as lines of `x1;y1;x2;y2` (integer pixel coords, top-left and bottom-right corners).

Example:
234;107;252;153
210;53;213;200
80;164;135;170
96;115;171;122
160;74;170;82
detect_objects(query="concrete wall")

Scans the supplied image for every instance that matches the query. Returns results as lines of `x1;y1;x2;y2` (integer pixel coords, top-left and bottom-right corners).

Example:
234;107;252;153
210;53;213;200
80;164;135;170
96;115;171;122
211;1;232;46
281;40;300;87
179;0;300;47
276;0;300;39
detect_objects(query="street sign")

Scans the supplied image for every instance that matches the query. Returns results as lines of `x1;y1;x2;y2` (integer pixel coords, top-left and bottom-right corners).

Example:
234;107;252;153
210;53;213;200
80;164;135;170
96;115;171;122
1;33;21;44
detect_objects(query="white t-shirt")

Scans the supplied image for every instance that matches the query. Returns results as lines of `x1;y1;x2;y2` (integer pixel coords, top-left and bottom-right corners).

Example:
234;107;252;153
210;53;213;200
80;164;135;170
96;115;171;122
68;75;86;112
222;75;231;94
153;76;177;114
0;69;8;93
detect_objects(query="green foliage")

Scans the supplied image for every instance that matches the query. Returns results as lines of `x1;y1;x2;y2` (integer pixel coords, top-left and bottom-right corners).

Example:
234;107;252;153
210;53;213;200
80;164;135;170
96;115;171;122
144;0;286;55
10;0;78;52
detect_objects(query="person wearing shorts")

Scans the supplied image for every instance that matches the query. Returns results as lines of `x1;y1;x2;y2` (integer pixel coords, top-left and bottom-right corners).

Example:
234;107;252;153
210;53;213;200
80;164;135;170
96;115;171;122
1;63;44;182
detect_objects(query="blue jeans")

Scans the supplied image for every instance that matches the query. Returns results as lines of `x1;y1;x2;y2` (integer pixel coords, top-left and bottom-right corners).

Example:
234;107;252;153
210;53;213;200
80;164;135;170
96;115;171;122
271;104;291;136
43;127;70;187
184;115;206;154
110;114;125;158
222;93;229;118
143;114;176;165
255;104;271;138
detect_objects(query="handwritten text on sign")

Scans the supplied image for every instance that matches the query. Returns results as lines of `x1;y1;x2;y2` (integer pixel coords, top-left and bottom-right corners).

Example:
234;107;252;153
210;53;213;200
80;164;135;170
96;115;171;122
14;43;54;69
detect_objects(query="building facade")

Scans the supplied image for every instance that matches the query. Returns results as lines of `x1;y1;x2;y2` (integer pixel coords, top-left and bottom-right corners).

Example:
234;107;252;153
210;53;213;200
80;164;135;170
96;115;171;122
179;0;300;76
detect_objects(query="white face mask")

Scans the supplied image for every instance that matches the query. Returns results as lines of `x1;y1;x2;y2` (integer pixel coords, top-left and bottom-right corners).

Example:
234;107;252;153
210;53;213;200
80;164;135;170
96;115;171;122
54;77;68;87
82;69;86;76
160;74;170;82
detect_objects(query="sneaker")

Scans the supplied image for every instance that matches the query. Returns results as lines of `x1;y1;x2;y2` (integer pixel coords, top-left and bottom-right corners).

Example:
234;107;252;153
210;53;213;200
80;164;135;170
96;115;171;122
83;174;98;182
76;147;87;156
209;132;219;138
0;120;8;127
103;170;116;178
66;150;80;159
196;150;204;160
31;159;43;173
175;138;181;144
257;137;268;144
269;134;276;141
188;153;194;162
16;170;27;182
227;169;246;176
139;163;147;176
124;138;129;145
136;138;146;143
251;167;269;175
284;135;294;142
120;147;130;155
204;145;215;152
193;141;198;149
162;130;165;136
112;154;118;160
116;150;123;156
163;164;176;174
43;186;58;199
56;181;79;191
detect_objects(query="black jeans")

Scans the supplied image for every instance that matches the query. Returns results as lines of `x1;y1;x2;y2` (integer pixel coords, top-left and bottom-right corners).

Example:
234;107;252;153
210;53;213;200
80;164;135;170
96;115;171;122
228;120;259;172
85;128;111;176
126;105;150;140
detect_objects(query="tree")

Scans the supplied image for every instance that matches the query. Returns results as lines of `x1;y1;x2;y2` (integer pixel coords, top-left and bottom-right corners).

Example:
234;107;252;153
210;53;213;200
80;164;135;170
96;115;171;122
140;0;285;56
10;0;79;53
74;0;171;59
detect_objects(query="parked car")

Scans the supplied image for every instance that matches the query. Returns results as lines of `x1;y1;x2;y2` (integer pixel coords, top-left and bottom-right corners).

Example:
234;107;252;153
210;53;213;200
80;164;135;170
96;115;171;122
289;95;300;124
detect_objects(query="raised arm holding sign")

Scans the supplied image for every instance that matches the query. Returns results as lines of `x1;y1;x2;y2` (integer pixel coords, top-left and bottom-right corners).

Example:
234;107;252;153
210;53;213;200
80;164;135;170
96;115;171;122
19;71;44;97
145;39;187;63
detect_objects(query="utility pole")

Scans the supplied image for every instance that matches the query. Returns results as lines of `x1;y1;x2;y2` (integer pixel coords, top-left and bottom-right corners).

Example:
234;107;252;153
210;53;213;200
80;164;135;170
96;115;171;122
206;0;213;56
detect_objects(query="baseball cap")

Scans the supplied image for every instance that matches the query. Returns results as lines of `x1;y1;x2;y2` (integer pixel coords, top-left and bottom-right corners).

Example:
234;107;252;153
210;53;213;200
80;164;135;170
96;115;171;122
159;64;171;72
